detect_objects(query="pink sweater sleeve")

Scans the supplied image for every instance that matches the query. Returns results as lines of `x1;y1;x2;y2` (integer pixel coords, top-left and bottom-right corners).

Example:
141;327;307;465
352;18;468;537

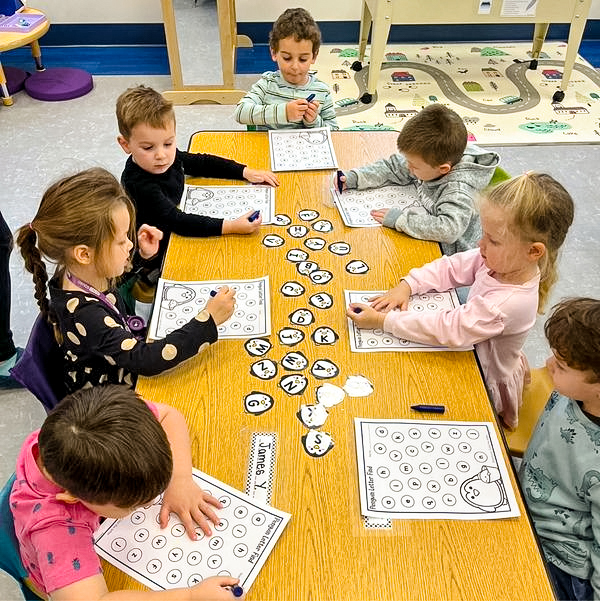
383;294;505;348
403;248;482;294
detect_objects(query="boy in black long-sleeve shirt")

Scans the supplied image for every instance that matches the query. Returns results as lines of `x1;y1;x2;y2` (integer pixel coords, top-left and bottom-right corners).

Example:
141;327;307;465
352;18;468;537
117;85;279;271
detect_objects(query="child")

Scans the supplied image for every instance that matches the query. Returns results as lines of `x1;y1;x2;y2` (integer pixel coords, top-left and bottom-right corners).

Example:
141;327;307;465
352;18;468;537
16;168;236;394
117;85;279;270
339;104;499;255
520;298;600;601
347;173;574;429
10;384;241;600
234;8;339;130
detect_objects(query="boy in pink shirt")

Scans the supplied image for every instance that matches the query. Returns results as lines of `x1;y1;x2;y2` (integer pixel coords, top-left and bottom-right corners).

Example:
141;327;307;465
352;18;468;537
10;385;241;600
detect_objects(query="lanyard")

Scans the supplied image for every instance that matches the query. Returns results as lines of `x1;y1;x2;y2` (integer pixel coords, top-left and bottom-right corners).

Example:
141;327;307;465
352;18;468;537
65;272;145;334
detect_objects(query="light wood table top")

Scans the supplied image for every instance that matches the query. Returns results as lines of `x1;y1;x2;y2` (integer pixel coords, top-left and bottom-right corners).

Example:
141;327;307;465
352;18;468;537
104;131;553;600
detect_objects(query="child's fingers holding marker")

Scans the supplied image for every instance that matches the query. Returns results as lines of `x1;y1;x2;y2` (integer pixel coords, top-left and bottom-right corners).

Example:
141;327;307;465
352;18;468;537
206;285;235;325
191;577;243;600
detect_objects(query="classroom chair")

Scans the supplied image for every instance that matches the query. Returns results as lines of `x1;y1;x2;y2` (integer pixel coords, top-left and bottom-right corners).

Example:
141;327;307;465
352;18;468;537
10;314;67;413
504;366;554;458
0;474;41;600
489;166;511;187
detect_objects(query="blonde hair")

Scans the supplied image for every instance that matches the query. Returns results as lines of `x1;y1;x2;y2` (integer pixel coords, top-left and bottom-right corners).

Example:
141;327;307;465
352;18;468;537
116;85;175;140
482;172;574;313
16;168;135;327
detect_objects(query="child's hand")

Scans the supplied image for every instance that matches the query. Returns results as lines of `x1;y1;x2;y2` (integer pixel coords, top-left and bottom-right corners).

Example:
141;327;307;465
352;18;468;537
286;98;310;122
369;280;412;312
346;303;386;330
334;171;347;192
205;285;235;325
222;210;263;235
190;576;243;600
137;224;163;259
303;99;320;124
242;167;279;187
160;475;222;539
370;208;389;223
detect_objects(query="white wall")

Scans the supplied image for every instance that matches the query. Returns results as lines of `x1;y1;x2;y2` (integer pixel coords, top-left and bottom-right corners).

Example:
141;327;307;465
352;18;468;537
29;0;162;23
25;0;600;24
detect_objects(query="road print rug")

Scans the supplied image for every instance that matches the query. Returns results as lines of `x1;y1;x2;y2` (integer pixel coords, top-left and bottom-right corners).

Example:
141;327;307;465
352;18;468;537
312;42;600;144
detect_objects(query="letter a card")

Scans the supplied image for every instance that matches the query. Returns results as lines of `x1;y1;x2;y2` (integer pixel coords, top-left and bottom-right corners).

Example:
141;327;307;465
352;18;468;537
94;468;291;592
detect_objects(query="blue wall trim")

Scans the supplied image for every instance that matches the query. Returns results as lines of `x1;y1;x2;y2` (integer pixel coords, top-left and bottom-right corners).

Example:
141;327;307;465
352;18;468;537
239;20;600;45
32;20;600;47
39;23;166;46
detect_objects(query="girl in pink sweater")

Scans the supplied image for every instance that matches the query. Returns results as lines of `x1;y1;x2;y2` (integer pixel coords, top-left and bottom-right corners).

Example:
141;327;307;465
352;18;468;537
347;172;574;429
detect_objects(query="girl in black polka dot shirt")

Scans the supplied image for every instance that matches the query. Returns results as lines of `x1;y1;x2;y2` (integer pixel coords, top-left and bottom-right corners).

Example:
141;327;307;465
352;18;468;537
17;168;235;394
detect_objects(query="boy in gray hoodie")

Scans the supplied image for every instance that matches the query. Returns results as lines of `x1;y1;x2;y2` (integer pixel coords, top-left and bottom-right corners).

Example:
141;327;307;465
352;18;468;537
339;104;500;256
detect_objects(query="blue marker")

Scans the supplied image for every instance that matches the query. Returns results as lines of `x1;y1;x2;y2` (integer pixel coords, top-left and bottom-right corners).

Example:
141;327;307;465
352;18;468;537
306;93;315;102
248;210;260;222
230;585;244;597
209;290;218;297
411;404;446;414
336;170;344;194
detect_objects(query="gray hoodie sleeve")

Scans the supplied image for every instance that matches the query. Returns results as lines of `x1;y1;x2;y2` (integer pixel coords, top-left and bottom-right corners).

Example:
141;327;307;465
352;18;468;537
382;183;479;245
344;153;415;189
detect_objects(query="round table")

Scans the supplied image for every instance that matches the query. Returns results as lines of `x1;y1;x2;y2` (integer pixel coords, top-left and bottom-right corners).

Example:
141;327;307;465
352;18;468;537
0;8;49;105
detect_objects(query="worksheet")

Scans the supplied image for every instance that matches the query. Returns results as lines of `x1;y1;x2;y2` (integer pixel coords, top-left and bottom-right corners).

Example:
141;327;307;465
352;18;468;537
148;277;271;340
355;418;520;520
345;290;472;351
180;185;275;224
94;469;291;592
269;127;338;171
332;185;423;227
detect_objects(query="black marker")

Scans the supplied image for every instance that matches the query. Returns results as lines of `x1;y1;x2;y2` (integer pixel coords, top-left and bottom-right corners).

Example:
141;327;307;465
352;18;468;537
411;404;445;414
230;585;244;597
336;170;344;194
248;210;260;222
306;93;315;102
352;307;362;314
209;290;218;297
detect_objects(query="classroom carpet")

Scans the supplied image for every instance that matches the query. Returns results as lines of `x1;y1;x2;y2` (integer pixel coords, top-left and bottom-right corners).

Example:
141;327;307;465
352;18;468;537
306;42;600;144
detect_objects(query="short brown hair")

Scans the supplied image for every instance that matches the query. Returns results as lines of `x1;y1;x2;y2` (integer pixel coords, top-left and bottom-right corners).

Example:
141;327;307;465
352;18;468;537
397;104;467;167
116;85;175;140
545;298;600;383
39;385;173;508
269;8;321;56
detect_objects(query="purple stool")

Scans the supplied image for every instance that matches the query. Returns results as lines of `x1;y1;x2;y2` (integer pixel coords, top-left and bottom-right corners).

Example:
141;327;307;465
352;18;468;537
24;67;93;101
1;66;29;97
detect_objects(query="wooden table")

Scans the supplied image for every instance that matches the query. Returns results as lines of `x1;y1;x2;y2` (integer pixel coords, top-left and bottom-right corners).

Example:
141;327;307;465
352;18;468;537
104;131;554;600
356;0;591;103
0;7;48;105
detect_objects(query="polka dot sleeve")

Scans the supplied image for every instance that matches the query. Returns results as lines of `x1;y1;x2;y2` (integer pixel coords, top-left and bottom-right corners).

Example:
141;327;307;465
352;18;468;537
57;291;218;377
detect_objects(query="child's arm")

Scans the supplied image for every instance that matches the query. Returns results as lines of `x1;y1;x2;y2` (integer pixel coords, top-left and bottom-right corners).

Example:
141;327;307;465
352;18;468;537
343;153;415;190
137;224;163;259
234;76;289;127
222;209;263;235
63;288;234;378
242;166;280;186
381;184;478;244
51;573;241;600
154;401;221;539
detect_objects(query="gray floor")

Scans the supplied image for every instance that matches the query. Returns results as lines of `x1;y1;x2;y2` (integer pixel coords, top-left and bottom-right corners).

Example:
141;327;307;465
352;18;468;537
1;48;599;601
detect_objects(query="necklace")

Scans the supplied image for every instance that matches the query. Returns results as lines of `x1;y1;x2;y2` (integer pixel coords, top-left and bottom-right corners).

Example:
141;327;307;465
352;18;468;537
65;272;145;334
